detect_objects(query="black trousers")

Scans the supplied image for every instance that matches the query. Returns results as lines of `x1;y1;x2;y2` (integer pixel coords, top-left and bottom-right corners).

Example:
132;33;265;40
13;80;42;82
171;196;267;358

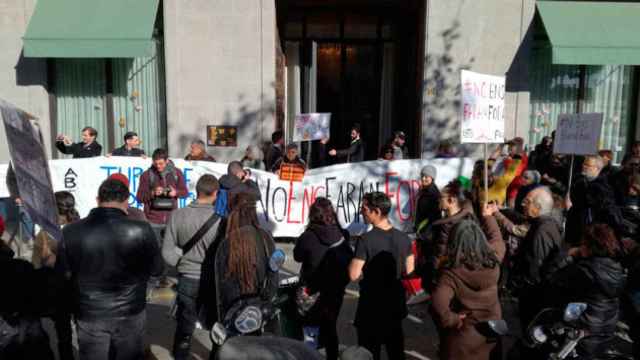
172;276;200;360
76;311;145;360
357;321;405;360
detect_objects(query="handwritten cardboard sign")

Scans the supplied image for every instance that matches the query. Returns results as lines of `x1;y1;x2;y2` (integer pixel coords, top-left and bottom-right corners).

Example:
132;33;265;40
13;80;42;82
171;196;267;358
293;113;331;142
553;113;603;155
460;70;506;144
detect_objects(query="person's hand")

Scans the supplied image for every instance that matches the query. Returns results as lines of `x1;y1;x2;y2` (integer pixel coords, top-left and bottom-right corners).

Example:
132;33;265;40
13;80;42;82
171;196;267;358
564;194;572;210
14;197;22;206
154;187;164;196
567;247;581;258
457;313;468;329
482;203;498;217
106;153;112;157
63;136;72;145
168;186;177;198
56;134;65;141
329;149;337;156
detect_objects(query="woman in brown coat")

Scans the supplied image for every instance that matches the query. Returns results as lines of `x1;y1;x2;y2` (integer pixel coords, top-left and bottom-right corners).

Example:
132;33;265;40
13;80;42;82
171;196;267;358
431;219;502;360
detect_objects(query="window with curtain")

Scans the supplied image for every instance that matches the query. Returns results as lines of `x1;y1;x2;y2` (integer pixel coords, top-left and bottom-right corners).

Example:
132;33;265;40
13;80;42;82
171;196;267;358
55;59;108;158
529;47;636;163
583;66;635;163
54;43;167;157
528;47;580;149
112;40;167;155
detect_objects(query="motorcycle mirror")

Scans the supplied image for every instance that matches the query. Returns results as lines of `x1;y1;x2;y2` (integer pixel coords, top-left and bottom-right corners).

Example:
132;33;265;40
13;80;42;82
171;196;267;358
475;319;509;339
269;249;286;272
563;302;588;322
210;322;228;346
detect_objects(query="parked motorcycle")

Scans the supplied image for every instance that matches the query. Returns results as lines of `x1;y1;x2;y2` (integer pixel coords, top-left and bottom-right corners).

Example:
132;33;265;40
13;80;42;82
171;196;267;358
524;303;633;360
210;248;287;346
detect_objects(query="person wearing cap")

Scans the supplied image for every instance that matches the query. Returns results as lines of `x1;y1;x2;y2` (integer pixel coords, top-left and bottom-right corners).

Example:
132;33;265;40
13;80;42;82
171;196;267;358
107;173;147;222
185;139;216;162
110;131;146;157
390;130;408;160
328;123;365;163
415;165;441;236
271;143;307;175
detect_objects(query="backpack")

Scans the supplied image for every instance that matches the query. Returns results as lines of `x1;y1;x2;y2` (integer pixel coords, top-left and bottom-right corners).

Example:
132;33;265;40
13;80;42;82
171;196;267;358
214;188;229;217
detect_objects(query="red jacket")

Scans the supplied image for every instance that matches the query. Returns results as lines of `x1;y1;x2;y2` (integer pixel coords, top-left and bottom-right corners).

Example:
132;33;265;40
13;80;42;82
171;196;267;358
136;164;189;224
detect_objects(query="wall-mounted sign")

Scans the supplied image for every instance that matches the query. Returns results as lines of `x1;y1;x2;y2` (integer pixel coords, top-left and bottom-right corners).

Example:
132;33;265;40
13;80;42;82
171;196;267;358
207;126;238;147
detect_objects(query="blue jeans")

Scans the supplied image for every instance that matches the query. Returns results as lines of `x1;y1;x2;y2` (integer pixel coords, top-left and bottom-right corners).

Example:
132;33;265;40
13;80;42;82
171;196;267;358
76;311;146;360
172;276;200;360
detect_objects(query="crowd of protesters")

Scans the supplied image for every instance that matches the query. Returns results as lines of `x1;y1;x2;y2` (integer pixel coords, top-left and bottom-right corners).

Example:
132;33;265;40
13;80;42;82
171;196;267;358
1;122;640;360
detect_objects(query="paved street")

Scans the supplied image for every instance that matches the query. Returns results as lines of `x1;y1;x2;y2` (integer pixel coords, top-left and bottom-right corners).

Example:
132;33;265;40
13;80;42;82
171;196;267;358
45;241;519;360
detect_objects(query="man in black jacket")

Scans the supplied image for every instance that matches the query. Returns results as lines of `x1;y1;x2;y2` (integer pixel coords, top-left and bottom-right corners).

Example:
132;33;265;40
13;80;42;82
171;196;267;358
566;155;620;245
57;178;162;360
328;123;365;163
110;131;146;157
55;126;102;158
488;186;562;329
219;161;261;200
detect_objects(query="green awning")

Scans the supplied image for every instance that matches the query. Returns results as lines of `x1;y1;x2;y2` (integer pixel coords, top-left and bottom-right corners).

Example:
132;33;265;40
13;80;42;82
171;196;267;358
537;1;640;65
23;0;159;58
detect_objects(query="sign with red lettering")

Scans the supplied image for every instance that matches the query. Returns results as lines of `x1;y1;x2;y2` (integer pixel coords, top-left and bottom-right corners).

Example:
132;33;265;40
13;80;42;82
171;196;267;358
460;70;506;144
0;158;474;237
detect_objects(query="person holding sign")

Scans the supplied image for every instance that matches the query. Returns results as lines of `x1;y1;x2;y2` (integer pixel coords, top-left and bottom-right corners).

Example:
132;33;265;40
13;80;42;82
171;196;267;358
273;143;307;181
328;124;365;163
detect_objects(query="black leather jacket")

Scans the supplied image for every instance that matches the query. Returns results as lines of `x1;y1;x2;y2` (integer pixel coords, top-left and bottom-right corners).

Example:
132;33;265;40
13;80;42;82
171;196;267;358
546;256;626;336
58;207;162;320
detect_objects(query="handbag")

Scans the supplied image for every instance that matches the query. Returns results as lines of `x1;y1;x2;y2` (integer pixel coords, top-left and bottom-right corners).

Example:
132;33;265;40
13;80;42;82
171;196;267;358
152;196;174;210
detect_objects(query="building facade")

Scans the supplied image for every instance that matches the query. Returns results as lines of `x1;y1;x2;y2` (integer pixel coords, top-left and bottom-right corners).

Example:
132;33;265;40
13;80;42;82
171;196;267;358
0;0;638;164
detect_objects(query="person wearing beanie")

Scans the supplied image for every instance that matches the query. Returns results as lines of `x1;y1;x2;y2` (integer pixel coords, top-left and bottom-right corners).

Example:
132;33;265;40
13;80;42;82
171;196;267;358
415;165;441;236
107;173;147;222
430;219;502;360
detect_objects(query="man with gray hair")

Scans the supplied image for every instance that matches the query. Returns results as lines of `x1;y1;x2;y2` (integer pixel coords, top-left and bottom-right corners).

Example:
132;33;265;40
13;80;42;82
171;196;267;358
565;155;618;246
486;186;562;328
184;139;216;162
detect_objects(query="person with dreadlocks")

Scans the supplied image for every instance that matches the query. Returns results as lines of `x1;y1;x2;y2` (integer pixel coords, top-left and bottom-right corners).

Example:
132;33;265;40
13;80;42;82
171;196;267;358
430;219;502;360
213;192;277;325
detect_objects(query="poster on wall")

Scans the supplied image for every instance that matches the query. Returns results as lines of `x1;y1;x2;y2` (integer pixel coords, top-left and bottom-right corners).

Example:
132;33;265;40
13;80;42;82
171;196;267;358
553;113;603;155
293;113;331;142
207;126;238;147
460;70;506;144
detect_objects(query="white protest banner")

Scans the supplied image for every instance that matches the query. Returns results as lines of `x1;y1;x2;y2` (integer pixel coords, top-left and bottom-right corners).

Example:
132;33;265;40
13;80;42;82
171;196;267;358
0;164;8;197
460;70;506;144
293;113;331;142
553;113;603;155
1;158;473;237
